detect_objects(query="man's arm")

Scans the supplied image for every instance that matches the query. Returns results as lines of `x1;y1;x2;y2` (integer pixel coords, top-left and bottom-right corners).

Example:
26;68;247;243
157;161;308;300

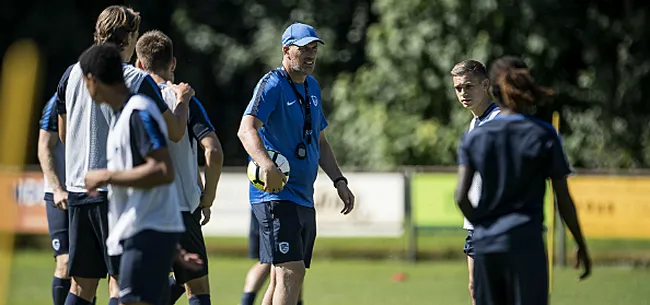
137;76;190;142
55;64;74;144
188;96;223;205
105;149;174;188
237;116;275;169
454;134;475;221
318;131;345;184
58;114;66;144
37;130;65;192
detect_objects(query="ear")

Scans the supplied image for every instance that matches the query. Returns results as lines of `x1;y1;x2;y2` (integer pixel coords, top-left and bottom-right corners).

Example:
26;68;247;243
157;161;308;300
171;57;177;72
482;78;490;90
136;59;144;70
282;46;291;56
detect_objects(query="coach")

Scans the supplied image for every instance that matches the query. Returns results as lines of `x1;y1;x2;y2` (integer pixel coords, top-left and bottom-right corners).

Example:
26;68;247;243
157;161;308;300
237;22;355;305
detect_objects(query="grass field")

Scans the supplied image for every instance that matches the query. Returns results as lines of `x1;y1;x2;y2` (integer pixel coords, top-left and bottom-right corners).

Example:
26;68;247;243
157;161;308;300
7;249;650;305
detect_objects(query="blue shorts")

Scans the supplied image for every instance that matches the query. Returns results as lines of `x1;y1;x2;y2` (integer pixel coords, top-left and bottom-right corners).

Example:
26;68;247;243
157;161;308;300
252;201;316;268
119;230;181;305
172;209;209;284
248;209;260;259
463;229;475;257
67;192;120;278
45;193;69;257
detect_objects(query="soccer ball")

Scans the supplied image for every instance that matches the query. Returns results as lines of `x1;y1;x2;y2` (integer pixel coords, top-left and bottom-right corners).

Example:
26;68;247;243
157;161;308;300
247;150;291;191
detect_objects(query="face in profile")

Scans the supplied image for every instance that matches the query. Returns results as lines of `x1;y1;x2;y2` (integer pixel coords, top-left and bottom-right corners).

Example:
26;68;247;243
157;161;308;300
452;73;489;110
285;41;319;75
82;74;102;104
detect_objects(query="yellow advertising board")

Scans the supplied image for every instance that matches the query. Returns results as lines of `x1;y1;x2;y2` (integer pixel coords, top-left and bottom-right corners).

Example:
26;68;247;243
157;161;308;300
568;176;650;239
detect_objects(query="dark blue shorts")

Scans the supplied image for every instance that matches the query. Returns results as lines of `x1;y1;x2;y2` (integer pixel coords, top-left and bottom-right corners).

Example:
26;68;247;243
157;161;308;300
67;192;120;278
463;229;475;257
172;209;209;284
248;209;260;259
472;230;548;305
45;193;69;257
119;230;181;305
252;200;316;268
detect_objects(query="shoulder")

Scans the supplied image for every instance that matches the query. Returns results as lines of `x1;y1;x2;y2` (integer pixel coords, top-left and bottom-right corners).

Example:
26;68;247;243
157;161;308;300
256;70;283;90
122;64;150;88
306;75;321;89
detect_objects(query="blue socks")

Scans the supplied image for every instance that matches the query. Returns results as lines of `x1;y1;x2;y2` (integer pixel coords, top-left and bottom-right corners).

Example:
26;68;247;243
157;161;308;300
168;276;186;304
64;293;92;305
52;277;71;305
188;294;211;305
108;298;119;305
241;292;256;305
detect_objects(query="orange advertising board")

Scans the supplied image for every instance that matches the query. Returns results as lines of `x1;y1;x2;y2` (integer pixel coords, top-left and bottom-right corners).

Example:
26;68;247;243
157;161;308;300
0;170;48;234
569;175;650;239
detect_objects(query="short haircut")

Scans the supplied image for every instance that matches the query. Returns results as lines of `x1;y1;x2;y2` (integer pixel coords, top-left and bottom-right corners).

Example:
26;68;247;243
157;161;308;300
94;5;141;49
79;43;125;85
497;68;553;113
450;60;488;79
136;30;174;73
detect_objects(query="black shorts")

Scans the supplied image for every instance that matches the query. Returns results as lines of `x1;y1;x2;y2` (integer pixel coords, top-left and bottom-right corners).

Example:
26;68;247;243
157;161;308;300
248;209;260;259
463;229;475;258
173;209;209;284
67;192;120;278
119;230;181;305
252;200;316;268
45;193;69;257
473;231;548;305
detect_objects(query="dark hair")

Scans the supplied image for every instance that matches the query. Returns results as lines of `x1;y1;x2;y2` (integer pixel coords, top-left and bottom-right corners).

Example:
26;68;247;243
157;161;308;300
136;30;174;74
497;68;553;113
450;60;487;79
94;5;141;49
79;43;125;85
489;56;529;103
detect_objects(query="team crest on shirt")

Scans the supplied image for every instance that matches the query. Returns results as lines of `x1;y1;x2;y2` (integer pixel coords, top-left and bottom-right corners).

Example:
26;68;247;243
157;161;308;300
52;239;60;251
279;242;290;254
310;95;319;107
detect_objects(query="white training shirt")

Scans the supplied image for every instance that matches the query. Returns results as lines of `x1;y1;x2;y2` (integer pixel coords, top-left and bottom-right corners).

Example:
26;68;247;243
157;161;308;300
56;63;168;194
105;94;185;256
463;104;501;230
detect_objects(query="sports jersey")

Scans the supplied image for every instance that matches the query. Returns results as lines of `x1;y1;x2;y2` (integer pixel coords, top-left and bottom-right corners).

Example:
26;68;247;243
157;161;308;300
463;103;500;230
158;83;215;212
457;114;572;253
244;69;328;208
56;62;169;198
39;93;66;194
105;94;184;256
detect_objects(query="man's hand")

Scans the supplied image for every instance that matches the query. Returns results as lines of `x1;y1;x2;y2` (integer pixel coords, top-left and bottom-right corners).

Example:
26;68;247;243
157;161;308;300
199;192;214;225
335;181;355;215
261;163;286;193
85;169;111;196
168;81;195;103
175;245;204;271
575;245;592;280
53;189;68;210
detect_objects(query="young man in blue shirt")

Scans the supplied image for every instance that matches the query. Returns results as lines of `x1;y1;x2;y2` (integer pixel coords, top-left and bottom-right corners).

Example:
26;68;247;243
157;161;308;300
455;68;591;305
237;22;355;305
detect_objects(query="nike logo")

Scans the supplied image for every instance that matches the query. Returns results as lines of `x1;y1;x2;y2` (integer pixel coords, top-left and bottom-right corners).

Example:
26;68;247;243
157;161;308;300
287;100;297;106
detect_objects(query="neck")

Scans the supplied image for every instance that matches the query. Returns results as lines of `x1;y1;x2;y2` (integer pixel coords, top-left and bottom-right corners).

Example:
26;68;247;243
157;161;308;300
105;85;131;111
120;50;131;64
470;97;492;118
282;61;306;83
149;73;168;84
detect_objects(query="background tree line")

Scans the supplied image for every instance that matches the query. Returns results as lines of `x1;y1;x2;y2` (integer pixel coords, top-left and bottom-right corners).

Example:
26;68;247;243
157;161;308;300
2;0;649;170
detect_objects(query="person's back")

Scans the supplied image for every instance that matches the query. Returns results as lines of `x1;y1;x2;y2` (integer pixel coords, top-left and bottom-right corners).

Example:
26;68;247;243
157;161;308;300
460;115;564;252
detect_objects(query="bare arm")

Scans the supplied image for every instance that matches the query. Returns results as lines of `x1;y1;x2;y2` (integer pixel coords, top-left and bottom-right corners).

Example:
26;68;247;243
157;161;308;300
199;132;224;206
108;148;175;188
58;114;66;144
552;178;587;248
237;115;275;169
37;130;64;192
162;101;189;142
454;164;475;221
318;131;345;184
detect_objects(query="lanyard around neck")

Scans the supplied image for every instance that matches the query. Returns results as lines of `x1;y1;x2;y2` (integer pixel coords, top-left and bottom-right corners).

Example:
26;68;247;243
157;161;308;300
276;68;313;144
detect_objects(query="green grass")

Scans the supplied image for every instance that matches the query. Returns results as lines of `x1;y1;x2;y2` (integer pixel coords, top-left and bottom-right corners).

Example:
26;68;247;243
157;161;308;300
7;249;650;305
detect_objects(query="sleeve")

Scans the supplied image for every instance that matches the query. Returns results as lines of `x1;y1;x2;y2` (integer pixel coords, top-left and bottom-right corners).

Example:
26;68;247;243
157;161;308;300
137;75;169;114
188;96;215;141
457;132;471;166
319;109;329;131
129;110;167;159
546;133;573;179
55;64;75;115
39;94;59;132
243;73;279;125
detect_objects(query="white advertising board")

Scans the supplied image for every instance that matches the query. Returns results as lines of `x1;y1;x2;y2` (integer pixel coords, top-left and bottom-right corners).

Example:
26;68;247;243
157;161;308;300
202;171;405;237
